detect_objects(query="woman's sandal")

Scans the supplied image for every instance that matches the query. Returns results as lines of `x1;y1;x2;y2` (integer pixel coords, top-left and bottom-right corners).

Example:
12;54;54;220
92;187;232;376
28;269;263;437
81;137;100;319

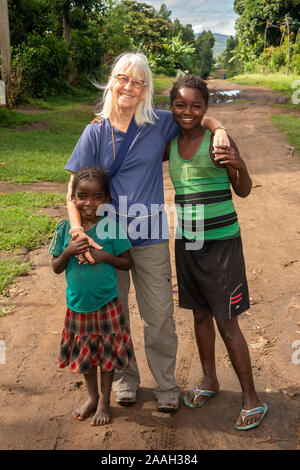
234;402;268;431
183;387;217;408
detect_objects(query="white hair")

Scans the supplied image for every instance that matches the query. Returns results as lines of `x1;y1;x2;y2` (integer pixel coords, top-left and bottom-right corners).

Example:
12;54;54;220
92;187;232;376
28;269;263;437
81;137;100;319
97;52;157;126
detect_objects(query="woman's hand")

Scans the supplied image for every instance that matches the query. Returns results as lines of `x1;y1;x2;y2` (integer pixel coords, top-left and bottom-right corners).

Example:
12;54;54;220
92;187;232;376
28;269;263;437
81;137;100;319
212;128;230;149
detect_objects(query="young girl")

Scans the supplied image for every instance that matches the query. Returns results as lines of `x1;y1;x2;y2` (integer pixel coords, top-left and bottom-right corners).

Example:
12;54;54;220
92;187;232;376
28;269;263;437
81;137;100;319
48;166;135;426
165;76;268;430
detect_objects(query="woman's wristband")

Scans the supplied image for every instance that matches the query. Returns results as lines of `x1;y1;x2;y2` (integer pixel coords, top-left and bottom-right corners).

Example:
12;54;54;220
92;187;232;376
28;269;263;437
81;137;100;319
69;226;84;235
213;126;227;134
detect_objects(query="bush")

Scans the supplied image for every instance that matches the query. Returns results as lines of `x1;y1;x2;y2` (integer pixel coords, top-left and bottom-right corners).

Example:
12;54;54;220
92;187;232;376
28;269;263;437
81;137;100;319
12;33;70;99
70;27;105;82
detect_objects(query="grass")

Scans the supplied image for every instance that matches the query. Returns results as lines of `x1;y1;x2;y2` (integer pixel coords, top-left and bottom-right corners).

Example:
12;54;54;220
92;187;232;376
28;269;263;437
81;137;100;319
0;260;30;297
153;74;176;95
229;72;300;102
0;192;65;253
0;106;97;184
271;114;300;156
0;192;65;294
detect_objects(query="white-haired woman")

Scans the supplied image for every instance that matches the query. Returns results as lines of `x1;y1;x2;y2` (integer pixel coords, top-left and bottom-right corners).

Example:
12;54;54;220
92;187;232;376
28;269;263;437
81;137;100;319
65;52;229;414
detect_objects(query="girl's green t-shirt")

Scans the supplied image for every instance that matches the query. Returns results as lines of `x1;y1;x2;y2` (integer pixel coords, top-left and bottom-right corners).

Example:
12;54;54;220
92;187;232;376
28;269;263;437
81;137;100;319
48;219;131;313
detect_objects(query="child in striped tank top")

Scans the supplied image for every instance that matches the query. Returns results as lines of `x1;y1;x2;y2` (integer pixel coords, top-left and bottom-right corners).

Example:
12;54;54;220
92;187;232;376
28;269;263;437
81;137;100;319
163;75;268;431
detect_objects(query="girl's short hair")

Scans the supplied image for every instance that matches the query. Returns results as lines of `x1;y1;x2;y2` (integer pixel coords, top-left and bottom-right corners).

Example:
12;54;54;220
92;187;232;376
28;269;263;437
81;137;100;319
170;75;209;105
97;52;157;126
71;166;110;199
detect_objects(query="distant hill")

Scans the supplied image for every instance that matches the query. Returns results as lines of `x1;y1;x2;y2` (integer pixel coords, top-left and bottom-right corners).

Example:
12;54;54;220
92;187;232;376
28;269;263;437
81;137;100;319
195;32;231;58
213;33;231;58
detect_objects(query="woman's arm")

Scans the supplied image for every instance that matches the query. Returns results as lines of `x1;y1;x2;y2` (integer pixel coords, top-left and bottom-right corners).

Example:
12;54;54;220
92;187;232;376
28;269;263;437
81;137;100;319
201;116;230;147
66;173;102;263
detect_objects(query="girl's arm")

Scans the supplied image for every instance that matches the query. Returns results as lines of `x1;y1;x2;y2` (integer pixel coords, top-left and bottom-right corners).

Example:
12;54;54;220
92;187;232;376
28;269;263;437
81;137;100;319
201;116;230;147
52;237;90;274
88;248;132;271
213;137;252;198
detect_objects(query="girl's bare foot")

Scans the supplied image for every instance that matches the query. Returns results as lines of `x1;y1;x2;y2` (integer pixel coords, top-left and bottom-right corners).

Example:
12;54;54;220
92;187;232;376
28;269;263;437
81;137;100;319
90;396;111;426
73;396;99;421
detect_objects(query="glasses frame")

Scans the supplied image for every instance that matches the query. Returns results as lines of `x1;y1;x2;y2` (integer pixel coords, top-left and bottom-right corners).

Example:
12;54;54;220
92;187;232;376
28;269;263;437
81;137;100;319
113;74;146;89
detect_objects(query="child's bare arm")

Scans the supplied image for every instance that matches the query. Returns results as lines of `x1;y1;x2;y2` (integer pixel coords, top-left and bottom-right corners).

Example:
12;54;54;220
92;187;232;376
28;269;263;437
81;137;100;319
162;141;171;162
213;138;252;198
88;248;132;271
52;237;90;274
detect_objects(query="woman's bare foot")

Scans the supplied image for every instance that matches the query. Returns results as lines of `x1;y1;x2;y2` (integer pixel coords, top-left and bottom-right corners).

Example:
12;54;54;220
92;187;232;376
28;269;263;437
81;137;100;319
90;396;111;426
73;396;99;421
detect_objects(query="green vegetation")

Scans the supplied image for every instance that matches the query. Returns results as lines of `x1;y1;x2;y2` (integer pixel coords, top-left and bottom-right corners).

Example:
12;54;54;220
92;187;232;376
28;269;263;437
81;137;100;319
0;259;30;297
271;114;300;155
0;191;65;294
0;94;96;184
218;1;300;78
5;0;216;106
0;192;65;252
230;72;300;99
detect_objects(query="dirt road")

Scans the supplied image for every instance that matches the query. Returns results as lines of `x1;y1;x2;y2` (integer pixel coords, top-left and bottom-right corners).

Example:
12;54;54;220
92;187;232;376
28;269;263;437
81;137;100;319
0;80;299;450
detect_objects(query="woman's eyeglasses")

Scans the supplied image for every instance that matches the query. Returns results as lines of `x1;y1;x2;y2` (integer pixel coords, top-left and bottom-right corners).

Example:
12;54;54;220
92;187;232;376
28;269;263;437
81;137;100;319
114;74;146;89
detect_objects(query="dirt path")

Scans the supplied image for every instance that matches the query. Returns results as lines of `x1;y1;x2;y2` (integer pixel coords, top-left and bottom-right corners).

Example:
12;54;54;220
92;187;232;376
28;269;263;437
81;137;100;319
0;80;299;451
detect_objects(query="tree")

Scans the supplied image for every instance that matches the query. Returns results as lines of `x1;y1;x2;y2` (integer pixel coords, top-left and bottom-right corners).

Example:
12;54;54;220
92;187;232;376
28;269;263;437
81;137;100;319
194;31;215;78
0;0;11;102
121;0;173;51
234;0;300;54
52;0;106;47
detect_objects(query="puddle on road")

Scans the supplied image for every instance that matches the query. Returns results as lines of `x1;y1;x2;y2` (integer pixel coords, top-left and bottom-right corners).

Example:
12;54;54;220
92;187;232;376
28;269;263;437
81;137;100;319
210;89;241;103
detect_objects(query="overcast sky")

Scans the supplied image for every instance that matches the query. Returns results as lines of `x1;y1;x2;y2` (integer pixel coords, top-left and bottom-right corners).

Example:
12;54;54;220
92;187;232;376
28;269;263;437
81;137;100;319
139;0;238;36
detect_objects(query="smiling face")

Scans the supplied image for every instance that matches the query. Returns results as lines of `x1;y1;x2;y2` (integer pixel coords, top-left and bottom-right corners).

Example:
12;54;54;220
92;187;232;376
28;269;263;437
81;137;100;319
171;87;208;131
110;67;146;112
73;178;109;226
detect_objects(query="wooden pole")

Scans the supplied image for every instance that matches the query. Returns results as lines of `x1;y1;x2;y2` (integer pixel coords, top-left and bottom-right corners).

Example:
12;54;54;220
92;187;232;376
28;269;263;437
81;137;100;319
286;14;290;75
0;0;11;105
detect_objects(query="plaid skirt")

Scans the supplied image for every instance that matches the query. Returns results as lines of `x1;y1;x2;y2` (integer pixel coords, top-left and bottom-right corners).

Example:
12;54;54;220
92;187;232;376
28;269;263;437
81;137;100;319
58;297;135;374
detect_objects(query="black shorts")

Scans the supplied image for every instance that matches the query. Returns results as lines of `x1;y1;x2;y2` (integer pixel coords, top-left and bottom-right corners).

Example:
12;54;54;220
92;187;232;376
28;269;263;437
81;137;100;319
175;236;250;321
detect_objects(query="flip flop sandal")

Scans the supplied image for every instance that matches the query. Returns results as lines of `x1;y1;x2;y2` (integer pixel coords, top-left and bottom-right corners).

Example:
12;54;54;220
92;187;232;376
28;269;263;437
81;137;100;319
183;387;217;408
234;402;268;431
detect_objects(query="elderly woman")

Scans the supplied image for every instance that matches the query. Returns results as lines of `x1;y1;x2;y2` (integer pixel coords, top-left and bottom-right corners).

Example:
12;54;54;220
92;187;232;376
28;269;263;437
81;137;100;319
65;52;229;413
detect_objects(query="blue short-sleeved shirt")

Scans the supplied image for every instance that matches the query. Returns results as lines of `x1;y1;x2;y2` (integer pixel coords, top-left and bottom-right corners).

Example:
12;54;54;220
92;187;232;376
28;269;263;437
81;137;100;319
48;219;132;313
65;110;179;246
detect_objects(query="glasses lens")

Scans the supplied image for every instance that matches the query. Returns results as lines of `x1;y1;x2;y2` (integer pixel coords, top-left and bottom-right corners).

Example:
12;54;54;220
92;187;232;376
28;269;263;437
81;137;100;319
117;74;129;84
116;74;144;88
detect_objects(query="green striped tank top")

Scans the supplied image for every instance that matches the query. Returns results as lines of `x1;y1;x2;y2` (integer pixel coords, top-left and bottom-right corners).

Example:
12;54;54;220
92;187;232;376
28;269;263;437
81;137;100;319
169;129;240;241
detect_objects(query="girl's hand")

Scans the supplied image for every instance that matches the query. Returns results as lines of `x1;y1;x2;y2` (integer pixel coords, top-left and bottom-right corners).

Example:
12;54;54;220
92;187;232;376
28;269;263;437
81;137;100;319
213;145;246;170
67;237;90;257
70;229;102;264
91;116;103;124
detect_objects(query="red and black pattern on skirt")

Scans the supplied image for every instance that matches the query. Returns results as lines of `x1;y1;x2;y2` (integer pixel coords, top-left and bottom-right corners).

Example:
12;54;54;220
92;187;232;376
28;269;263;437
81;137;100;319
58;297;135;374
